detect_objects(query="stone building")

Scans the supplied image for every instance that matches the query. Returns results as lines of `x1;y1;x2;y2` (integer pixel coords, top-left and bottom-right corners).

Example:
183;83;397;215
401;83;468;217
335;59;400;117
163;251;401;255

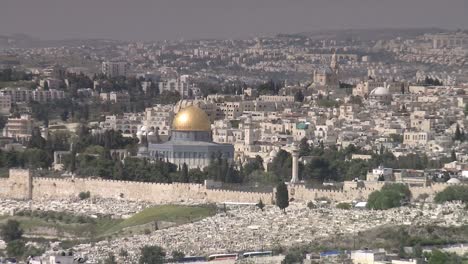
141;105;234;169
2;114;34;139
403;131;433;147
312;52;339;87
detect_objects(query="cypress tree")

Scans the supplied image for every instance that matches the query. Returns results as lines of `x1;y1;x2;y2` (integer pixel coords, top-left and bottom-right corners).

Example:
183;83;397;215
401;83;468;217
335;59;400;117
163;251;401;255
275;182;289;213
181;163;189;183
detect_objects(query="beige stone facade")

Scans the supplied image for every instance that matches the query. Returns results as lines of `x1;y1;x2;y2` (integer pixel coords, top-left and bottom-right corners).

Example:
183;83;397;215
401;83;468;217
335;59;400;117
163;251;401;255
0;169;457;205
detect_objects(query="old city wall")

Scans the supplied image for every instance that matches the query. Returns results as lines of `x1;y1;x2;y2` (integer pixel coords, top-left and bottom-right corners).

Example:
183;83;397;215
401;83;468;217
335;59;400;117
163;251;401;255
0;169;458;204
290;185;380;202
409;183;451;198
32;177;207;203
32;177;274;204
0;169;32;200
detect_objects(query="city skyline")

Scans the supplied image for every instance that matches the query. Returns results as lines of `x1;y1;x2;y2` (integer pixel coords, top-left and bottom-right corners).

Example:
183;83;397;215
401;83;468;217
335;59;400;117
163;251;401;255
1;0;468;41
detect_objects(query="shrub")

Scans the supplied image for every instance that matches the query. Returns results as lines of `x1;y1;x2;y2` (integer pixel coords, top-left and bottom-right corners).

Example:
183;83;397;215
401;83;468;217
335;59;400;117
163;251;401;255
282;250;303;264
381;183;412;200
172;251;185;261
0;220;23;242
78;191;91;200
307;201;316;209
256;199;265;211
336;202;351;210
434;185;468;203
367;183;412;210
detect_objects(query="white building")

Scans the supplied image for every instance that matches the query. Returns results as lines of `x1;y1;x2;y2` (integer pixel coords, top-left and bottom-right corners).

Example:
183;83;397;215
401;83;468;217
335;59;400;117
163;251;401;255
2;114;34;139
101;114;142;135
0;87;65;103
158;75;198;98
143;105;174;139
403;131;433;147
350;250;386;264
100;92;130;104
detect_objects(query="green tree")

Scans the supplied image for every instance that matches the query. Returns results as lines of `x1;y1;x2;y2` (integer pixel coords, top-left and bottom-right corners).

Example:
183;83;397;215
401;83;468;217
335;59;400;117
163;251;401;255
257;199;265;211
302;157;335;182
22;148;52;169
426;249;462;264
389;133;403;143
78;191;91;200
294;90;304;102
336;202;351;210
24;245;45;258
243;155;265;176
298;137;310;157
188;168;206;184
6;240;25;258
0;220;23;242
367;183;411;210
0;116;7;131
413;244;422;258
28;127;46;149
282;250;303;264
171;251;185;261
434;185;468;203
454;124;463;141
381;183;412;200
69;147;76;173
451;149;457;162
43;80;49;90
181;163;189;183
139;245;166;264
271;150;292;181
276;182;289;213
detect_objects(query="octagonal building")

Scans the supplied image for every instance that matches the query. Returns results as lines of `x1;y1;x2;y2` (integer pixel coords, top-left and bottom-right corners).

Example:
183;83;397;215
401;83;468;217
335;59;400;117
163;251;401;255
142;105;234;169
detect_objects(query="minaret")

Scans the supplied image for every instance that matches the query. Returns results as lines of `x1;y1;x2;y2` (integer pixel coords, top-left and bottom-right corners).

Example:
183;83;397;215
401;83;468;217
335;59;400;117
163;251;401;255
330;51;338;73
290;143;299;184
330;51;340;87
245;125;254;145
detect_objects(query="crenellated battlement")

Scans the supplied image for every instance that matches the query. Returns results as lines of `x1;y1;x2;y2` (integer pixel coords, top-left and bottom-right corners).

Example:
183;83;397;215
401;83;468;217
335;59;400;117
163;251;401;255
0;169;464;205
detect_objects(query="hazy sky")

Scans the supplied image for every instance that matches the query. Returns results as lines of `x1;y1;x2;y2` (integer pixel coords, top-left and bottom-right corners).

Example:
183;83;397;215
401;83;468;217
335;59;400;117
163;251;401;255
1;0;467;41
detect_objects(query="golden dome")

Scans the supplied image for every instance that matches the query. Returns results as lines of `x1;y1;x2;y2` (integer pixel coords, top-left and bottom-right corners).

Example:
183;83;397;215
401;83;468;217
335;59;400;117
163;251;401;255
172;106;211;131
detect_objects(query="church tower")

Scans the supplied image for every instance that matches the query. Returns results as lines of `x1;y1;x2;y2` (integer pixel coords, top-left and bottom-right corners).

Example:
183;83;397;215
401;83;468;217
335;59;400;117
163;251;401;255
329;51;340;86
330;52;339;74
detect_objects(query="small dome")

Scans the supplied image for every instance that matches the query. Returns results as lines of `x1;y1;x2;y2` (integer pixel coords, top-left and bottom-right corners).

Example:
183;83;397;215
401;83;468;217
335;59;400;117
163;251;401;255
147;131;155;136
172;105;211;132
447;178;461;184
370;87;390;96
140;125;147;132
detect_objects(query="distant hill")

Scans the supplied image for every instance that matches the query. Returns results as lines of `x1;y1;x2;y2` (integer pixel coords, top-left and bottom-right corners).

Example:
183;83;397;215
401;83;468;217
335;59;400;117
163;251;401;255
0;34;125;48
297;27;447;41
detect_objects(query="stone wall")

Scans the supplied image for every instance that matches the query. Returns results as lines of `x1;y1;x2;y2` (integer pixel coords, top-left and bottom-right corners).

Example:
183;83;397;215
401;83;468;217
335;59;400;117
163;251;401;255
410;183;451;198
290;185;380;202
0;169;32;200
32;177;207;203
0;169;459;205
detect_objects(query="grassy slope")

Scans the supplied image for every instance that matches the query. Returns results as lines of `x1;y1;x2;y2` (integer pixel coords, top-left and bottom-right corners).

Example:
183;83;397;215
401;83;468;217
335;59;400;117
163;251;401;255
0;205;216;240
104;205;216;235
